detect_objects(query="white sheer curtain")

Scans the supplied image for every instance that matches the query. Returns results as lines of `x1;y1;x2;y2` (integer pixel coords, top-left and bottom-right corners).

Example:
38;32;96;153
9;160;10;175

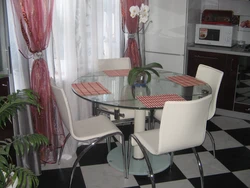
47;0;122;160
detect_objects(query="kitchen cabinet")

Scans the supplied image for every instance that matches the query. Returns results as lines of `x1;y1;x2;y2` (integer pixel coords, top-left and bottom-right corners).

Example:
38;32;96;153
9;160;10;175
0;76;13;140
187;50;240;111
234;56;250;113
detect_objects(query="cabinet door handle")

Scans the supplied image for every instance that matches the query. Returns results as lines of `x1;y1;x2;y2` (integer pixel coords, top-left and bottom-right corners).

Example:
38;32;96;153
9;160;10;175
194;55;218;60
1;84;8;87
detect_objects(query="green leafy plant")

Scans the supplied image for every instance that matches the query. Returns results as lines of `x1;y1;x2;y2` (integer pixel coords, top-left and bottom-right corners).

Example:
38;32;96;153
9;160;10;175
127;62;163;85
0;89;48;188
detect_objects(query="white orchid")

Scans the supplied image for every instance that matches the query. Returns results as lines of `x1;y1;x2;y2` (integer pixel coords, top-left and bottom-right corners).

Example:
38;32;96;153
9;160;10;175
129;6;140;18
139;11;149;23
129;4;149;24
140;4;149;15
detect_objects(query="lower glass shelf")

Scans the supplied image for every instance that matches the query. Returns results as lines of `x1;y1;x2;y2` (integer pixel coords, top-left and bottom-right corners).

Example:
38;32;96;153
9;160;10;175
107;145;170;176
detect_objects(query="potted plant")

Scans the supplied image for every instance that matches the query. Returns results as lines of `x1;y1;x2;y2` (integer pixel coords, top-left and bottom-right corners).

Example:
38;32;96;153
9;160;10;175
127;62;163;85
0;89;48;188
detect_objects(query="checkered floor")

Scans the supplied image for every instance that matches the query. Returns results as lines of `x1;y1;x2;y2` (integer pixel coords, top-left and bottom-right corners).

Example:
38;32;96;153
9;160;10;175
38;115;250;188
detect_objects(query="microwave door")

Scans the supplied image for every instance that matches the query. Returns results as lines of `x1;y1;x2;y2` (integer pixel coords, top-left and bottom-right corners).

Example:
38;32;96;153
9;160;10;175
199;28;220;41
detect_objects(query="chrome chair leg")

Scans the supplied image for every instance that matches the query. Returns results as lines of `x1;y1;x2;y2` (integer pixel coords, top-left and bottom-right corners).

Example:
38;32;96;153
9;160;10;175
206;130;216;158
169;152;174;171
192;148;204;188
106;137;111;152
69;132;127;188
128;135;156;188
58;133;71;165
120;134;127;179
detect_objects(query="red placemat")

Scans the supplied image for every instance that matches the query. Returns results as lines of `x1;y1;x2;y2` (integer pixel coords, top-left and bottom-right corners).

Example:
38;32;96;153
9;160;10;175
167;75;206;87
103;69;130;77
136;94;186;108
72;82;111;96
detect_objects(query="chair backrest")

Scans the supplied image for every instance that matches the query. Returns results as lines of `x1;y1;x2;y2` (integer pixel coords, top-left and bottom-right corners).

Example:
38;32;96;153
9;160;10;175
195;64;224;120
97;57;131;71
158;94;212;154
51;83;74;136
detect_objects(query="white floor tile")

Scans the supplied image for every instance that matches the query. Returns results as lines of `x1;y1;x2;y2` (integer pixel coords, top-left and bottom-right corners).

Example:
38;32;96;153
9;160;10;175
140;179;194;188
233;169;250;187
41;153;78;171
202;131;243;151
211;116;250;130
174;151;230;178
80;164;138;188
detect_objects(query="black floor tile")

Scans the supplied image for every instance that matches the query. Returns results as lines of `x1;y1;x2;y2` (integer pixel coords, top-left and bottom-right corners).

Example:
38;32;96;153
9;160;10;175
226;128;250;145
189;173;248;188
215;147;250;171
174;145;207;155
206;119;222;132
117;124;134;141
38;167;86;188
134;163;186;186
76;142;117;166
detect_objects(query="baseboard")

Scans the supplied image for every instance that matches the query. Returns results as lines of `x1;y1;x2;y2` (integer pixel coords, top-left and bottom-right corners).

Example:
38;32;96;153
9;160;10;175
216;108;250;121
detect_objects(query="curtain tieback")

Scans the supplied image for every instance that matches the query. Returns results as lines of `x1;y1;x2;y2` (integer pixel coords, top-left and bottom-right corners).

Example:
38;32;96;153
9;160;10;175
128;33;136;39
34;52;43;60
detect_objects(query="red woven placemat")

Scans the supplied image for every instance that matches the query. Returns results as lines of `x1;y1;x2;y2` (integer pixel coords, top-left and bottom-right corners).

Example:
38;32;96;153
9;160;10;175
72;82;111;96
167;75;206;87
103;69;130;77
136;94;186;108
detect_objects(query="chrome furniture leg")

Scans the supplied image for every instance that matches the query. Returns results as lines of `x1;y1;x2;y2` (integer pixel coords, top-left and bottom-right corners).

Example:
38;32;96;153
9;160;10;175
69;132;127;188
192;148;204;188
169;152;174;171
58;133;71;165
147;109;155;130
106;137;111;152
128;135;155;188
206;130;216;158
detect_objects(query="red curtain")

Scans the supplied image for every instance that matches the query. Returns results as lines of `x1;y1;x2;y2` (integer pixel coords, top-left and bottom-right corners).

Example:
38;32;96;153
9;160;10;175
11;0;65;164
121;0;148;68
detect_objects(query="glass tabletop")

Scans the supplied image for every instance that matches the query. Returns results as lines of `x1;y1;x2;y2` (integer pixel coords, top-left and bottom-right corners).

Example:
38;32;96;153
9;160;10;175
72;70;212;110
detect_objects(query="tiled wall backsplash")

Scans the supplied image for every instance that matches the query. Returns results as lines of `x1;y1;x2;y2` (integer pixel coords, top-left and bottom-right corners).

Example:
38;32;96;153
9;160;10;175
201;0;250;44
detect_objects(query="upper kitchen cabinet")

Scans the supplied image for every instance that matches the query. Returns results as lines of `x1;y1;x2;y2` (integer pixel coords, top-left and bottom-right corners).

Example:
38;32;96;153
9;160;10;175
145;0;201;74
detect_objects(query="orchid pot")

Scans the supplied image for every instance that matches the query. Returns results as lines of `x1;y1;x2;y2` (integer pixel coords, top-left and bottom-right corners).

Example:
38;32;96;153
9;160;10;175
127;62;163;86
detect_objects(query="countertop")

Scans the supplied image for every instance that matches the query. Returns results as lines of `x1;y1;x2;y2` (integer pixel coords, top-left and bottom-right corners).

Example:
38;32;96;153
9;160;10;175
188;44;250;57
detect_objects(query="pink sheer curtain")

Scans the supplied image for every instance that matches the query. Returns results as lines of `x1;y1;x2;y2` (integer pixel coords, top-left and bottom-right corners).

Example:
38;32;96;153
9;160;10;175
11;0;65;164
121;0;148;68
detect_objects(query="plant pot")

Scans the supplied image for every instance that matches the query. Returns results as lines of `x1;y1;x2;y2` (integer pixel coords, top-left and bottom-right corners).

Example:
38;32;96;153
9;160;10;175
2;171;18;188
134;72;147;87
132;84;151;99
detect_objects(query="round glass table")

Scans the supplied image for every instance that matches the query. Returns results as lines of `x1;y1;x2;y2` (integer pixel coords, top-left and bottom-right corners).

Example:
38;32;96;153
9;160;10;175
72;70;212;175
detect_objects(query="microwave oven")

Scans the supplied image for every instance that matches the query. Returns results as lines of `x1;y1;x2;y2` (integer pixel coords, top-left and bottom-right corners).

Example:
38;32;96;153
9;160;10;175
195;24;237;47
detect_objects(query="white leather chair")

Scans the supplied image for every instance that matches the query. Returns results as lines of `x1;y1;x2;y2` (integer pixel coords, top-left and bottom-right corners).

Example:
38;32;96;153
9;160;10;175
128;95;212;188
195;64;224;157
154;64;224;157
97;57;135;122
51;84;127;187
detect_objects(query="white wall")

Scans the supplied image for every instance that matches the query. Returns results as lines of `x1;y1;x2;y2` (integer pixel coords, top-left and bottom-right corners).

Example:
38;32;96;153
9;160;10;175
201;0;250;44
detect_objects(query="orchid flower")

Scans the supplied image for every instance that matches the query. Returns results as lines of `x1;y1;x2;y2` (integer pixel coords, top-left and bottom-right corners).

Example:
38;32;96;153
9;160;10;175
129;6;140;18
129;4;149;24
140;4;149;15
139;11;149;23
